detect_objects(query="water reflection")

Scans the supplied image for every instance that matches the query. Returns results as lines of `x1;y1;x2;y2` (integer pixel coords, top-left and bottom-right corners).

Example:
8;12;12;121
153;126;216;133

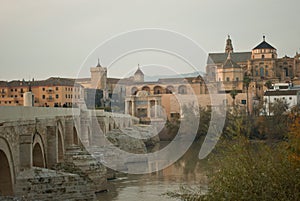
97;142;208;201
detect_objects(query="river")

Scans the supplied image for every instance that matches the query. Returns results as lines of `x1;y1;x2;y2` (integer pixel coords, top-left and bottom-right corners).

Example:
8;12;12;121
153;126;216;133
96;142;208;201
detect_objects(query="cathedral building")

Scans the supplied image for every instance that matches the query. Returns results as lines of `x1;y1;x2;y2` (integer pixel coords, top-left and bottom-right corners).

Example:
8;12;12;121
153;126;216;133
206;36;300;97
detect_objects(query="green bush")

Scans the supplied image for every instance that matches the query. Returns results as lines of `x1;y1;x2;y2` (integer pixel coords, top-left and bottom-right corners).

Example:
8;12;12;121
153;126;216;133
167;137;300;201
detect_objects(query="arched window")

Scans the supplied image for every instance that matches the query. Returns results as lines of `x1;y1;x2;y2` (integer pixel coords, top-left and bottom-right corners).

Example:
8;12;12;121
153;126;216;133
131;87;138;95
166;86;174;94
260;67;264;77
154;86;163;94
178;85;187;94
141;86;150;93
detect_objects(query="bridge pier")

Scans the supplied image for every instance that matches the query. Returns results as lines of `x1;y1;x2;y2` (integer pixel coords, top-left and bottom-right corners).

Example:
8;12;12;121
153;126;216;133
19;132;33;170
46;126;57;169
64;118;75;147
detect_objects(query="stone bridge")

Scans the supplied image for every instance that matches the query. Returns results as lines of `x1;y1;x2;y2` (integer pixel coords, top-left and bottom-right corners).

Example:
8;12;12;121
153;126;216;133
0;106;138;200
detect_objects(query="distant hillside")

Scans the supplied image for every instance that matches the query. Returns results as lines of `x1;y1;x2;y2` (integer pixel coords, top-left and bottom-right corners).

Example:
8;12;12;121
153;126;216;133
144;71;204;81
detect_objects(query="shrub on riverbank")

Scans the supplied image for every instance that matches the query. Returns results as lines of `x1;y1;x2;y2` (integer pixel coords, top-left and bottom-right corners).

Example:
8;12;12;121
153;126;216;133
166;108;300;201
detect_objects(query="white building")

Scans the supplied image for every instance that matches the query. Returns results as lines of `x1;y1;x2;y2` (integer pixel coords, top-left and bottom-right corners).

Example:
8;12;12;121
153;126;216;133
263;87;300;115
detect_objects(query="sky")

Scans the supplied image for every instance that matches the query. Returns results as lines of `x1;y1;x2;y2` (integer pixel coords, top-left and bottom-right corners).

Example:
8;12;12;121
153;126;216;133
1;0;300;81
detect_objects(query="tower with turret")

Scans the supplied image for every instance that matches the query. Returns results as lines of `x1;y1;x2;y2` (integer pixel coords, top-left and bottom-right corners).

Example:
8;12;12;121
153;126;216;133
90;59;107;89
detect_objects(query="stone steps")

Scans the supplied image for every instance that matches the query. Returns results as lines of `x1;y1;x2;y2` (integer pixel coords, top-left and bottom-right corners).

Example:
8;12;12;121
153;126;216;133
54;145;108;193
15;167;95;201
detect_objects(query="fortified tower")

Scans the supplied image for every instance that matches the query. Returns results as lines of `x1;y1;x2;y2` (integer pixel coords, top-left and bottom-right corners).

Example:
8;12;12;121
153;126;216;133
90;59;107;89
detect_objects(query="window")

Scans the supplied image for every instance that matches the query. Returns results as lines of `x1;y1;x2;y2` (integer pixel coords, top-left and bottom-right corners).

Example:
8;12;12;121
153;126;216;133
8;101;11;104
265;70;268;76
226;77;230;82
178;85;187;94
255;71;258;76
68;94;70;98
20;88;24;93
260;67;264;77
289;97;292;100
65;94;68;98
15;95;17;98
42;88;45;91
10;89;13;92
265;65;268;68
21;95;23;98
262;55;265;59
14;89;17;92
42;95;45;99
56;94;59;99
15;101;19;104
236;77;239;81
284;68;288;76
56;87;59;91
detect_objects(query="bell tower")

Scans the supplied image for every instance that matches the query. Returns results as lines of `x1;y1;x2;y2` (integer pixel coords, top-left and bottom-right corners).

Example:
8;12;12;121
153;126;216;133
90;58;107;89
225;35;234;53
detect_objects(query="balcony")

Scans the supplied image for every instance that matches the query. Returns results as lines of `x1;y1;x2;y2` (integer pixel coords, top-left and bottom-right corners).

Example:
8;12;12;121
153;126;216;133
46;97;54;102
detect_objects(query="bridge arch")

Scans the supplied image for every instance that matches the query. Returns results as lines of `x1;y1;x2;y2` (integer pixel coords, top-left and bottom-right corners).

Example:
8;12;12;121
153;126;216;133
57;121;65;162
0;137;15;196
73;126;79;145
32;133;46;168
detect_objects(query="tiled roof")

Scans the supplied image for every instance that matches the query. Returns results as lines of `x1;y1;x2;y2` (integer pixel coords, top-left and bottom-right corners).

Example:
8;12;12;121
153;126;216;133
264;90;299;96
253;41;276;50
134;68;144;75
0;81;8;87
207;52;251;64
32;77;78;87
0;77;83;87
223;57;240;69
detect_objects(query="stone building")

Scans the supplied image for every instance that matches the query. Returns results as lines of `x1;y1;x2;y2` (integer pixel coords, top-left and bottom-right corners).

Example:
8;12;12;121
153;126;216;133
206;35;300;98
124;67;209;121
0;77;84;107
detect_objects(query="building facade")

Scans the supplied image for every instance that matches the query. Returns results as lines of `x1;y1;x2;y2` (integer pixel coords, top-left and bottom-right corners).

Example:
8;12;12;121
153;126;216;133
206;36;300;97
0;77;83;107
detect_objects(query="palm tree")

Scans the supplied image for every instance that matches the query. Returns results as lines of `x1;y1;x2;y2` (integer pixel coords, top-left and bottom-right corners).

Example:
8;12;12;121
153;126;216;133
243;75;251;115
230;89;238;106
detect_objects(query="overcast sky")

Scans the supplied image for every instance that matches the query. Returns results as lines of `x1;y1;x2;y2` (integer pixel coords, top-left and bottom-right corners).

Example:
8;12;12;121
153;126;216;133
1;0;299;81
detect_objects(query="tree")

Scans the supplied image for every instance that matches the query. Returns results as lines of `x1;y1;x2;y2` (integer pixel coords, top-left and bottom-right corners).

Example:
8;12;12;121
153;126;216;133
243;75;251;115
264;80;273;89
229;89;238;106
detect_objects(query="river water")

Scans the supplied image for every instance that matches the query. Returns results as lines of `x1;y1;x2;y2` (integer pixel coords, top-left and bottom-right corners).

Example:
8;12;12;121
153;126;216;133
96;142;208;201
